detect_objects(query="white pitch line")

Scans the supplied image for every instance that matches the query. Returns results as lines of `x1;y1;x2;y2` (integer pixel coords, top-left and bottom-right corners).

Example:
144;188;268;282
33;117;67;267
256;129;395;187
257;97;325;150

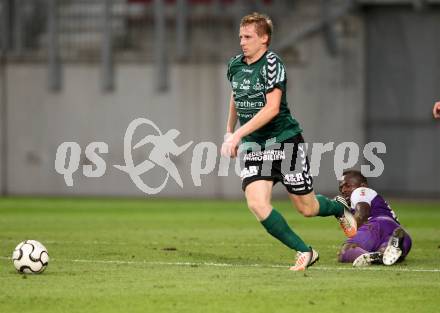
67;259;440;273
2;256;438;273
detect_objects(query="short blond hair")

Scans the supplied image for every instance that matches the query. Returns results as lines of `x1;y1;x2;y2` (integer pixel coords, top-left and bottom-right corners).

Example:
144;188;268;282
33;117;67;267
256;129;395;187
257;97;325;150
240;12;273;46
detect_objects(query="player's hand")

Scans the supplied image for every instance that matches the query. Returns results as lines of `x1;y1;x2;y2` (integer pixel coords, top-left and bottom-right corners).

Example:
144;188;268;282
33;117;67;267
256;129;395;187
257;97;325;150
433;101;440;119
221;132;233;158
221;132;240;158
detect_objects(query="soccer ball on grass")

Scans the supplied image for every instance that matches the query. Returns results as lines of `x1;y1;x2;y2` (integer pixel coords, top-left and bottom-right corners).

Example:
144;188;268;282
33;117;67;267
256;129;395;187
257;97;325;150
12;240;49;274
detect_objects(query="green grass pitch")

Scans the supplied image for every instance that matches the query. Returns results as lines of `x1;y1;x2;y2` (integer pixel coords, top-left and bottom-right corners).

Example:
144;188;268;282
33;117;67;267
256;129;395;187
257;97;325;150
0;197;439;313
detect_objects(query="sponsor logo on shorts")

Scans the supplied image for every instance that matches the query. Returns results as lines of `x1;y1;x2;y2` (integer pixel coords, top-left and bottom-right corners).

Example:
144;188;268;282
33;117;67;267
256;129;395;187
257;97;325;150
283;173;305;186
243;150;285;162
240;166;259;180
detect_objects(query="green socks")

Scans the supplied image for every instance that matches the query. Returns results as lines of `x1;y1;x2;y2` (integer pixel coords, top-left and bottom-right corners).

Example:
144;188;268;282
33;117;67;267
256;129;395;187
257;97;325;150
316;194;344;217
260;199;343;252
261;209;310;252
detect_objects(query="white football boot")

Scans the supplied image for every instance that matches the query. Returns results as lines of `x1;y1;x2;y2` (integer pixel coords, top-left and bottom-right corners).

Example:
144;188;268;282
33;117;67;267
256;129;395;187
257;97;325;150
353;252;383;267
383;227;405;266
289;248;319;271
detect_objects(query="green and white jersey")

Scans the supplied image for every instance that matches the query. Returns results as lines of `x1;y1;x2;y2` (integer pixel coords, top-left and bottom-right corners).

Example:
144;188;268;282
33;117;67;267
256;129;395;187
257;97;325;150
227;50;302;146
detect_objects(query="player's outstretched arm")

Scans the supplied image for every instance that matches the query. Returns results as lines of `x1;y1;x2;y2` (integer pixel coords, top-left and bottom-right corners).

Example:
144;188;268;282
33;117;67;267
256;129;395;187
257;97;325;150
433;101;440;119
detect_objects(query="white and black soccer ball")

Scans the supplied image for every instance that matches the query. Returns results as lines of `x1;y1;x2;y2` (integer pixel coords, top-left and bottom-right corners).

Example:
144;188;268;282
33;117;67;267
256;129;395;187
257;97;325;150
12;240;49;274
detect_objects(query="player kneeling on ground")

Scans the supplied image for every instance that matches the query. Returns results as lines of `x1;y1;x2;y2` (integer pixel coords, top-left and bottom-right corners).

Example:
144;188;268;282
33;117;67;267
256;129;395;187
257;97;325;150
337;170;412;267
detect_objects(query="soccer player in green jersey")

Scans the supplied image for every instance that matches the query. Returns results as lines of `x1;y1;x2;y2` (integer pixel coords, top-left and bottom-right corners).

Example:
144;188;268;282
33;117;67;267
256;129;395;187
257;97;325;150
221;12;357;271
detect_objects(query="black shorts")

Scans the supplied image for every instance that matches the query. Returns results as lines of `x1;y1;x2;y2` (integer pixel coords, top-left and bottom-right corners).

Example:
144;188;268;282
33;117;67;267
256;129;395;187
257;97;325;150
240;134;313;195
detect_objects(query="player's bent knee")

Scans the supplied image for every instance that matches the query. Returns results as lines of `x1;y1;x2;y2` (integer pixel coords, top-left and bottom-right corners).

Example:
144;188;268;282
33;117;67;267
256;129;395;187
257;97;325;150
289;194;319;217
338;244;359;263
337;250;345;263
338;248;349;263
295;204;316;217
247;200;271;221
